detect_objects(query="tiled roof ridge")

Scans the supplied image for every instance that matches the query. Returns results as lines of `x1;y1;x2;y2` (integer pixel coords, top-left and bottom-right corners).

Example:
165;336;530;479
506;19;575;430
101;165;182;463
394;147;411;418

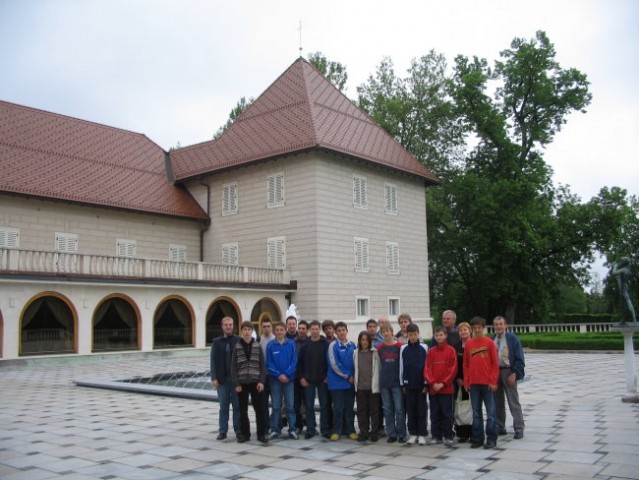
299;59;322;146
0;140;165;177
0;100;159;146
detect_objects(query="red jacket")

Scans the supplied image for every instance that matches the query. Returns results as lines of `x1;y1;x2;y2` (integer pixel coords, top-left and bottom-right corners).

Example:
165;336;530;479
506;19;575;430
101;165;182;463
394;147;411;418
463;335;499;389
423;342;457;395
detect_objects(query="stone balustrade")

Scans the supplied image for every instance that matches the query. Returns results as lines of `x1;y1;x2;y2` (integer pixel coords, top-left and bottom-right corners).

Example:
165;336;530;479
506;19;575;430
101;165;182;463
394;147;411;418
0;248;291;286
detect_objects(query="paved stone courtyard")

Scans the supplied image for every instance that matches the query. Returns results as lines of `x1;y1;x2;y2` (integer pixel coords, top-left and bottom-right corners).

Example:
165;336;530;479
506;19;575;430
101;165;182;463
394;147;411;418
1;351;638;479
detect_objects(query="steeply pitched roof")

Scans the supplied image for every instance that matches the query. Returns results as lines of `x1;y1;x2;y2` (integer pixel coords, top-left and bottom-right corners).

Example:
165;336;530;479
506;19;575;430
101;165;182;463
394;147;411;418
169;58;439;185
0;100;208;221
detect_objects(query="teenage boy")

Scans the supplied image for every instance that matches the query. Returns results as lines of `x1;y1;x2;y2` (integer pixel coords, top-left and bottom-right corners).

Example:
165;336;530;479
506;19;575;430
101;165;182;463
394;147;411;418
266;323;298;440
492;316;525;439
400;323;428;445
210;316;240;441
321;319;336;434
464;316;499;449
299;320;330;439
259;318;275;428
366;319;380;347
395;313;412;344
424;326;457;447
327;321;357;441
294;320;309;434
231;321;268;444
378;323;407;443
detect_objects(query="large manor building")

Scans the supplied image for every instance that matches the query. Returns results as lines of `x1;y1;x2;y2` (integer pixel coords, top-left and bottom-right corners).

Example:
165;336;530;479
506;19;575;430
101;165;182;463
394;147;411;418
0;58;438;360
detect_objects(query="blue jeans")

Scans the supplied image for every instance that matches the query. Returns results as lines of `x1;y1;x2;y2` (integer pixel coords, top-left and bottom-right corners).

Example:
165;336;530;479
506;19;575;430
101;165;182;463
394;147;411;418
216;380;240;434
270;378;295;434
304;380;330;435
380;386;406;439
470;385;497;444
330;387;355;436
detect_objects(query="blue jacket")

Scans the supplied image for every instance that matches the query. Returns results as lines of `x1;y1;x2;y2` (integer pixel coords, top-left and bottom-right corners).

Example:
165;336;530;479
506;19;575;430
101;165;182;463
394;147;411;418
266;338;298;381
493;331;525;380
400;341;428;388
327;339;356;390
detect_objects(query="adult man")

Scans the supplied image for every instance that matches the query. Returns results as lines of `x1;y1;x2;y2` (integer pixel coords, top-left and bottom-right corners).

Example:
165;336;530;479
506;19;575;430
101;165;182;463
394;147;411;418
431;310;460;349
210;316;241;440
492;316;525;439
266;323;298;439
286;314;298;340
464;316;499;449
299;320;330;439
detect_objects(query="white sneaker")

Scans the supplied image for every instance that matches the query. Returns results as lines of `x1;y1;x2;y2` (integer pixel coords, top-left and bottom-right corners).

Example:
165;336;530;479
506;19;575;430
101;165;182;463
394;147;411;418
407;435;419;444
418;436;426;446
444;437;455;447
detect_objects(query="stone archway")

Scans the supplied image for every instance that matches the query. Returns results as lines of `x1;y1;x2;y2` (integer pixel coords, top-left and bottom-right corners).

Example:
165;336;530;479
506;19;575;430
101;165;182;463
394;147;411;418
153;296;194;349
205;296;241;345
20;292;77;355
250;297;282;333
92;294;140;352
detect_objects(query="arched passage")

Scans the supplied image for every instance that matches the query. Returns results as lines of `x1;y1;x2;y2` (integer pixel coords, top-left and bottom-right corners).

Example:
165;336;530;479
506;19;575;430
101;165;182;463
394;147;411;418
20;292;77;355
93;295;140;352
250;297;282;333
205;296;241;345
153;296;194;348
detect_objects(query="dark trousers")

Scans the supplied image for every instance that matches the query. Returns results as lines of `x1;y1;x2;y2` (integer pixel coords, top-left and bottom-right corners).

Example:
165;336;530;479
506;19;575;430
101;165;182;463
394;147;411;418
237;382;267;438
304;380;330;435
331;387;355;436
405;387;428;436
429;393;454;440
294;378;306;430
355;389;380;436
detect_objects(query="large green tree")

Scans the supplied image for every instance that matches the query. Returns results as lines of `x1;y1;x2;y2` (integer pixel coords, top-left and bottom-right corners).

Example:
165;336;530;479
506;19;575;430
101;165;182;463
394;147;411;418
359;32;629;323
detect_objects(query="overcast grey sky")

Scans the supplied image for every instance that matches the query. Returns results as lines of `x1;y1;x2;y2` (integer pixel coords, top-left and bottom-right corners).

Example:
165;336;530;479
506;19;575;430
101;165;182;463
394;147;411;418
1;0;637;203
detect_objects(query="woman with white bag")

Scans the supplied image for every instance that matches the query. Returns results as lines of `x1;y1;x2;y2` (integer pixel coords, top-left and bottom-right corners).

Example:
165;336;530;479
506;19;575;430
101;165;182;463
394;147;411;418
453;322;473;442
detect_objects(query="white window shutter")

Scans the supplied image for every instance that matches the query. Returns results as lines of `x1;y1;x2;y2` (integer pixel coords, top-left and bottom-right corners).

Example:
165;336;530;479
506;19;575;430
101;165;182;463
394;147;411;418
0;228;20;249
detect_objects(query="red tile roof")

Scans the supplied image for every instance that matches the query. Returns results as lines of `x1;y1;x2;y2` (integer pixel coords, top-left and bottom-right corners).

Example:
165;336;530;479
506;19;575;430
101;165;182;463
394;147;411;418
169;58;439;185
0;101;208;221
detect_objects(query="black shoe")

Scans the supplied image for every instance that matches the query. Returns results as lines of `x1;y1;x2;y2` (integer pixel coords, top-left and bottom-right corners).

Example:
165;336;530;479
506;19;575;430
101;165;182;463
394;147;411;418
357;434;368;443
304;431;317;439
322;433;332;440
258;435;268;443
398;436;407;444
498;429;508;436
236;434;247;443
369;434;379;442
387;436;397;443
457;437;468;443
484;441;496;449
514;431;524;439
216;432;227;440
470;441;483;449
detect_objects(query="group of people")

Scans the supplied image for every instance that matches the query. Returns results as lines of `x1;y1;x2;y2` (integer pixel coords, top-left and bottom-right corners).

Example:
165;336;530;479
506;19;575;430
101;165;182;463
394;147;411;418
209;308;525;450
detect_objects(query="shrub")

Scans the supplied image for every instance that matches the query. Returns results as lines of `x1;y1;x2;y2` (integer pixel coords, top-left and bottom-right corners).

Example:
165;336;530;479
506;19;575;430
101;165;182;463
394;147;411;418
519;332;639;351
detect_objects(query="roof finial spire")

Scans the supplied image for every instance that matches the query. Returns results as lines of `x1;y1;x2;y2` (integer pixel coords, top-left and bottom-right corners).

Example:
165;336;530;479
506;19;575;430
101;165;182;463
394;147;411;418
298;20;303;57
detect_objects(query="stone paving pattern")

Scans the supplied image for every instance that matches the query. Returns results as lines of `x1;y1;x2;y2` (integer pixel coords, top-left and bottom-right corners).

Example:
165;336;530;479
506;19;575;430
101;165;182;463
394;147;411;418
1;351;638;479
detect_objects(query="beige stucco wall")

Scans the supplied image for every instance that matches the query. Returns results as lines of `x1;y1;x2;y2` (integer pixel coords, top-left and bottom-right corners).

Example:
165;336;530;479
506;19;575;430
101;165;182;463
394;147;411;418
0;195;202;261
186;151;433;335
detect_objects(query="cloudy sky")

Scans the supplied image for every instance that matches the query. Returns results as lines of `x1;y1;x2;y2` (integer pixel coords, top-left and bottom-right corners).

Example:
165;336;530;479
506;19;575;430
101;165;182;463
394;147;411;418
1;0;637;203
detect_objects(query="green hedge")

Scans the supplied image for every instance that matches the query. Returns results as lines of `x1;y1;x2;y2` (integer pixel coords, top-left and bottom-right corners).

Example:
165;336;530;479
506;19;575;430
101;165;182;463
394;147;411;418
519;332;639;351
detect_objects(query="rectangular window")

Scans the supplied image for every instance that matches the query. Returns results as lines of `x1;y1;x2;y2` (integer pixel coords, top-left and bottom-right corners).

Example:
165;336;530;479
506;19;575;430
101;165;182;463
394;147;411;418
354;237;369;272
169;244;186;262
222;182;238;215
267;236;286;269
353;175;368;208
356;297;370;318
222;242;239;266
388;297;400;317
386;241;399;274
0;227;20;249
385;183;398;214
116;239;136;258
267;173;285;208
55;232;78;252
